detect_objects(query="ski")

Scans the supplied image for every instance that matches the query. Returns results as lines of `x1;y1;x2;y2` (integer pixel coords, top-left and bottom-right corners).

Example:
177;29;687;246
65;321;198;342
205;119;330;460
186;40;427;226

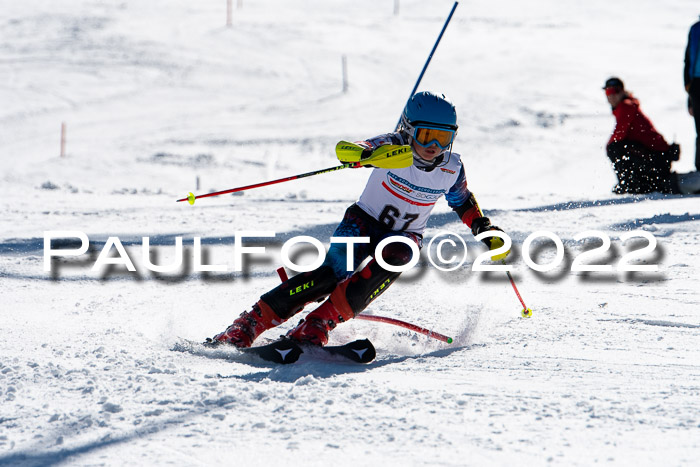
239;338;304;364
181;338;376;365
243;338;376;364
304;338;376;364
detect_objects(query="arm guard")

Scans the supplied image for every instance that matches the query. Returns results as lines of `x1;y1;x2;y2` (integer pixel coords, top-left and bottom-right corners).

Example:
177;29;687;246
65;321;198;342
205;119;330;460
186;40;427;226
456;193;485;231
445;164;484;229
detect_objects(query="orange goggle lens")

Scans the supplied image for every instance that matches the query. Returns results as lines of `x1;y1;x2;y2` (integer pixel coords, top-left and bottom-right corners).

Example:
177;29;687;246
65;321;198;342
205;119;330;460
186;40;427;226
414;127;455;149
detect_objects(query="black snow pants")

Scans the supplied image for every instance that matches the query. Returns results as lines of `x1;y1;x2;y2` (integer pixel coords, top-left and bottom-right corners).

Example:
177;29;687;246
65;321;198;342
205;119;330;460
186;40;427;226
689;80;700;171
606;141;679;194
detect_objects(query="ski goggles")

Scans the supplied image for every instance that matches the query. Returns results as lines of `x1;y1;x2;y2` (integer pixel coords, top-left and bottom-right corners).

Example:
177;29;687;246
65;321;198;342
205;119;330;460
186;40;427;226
411;125;456;149
604;86;622;96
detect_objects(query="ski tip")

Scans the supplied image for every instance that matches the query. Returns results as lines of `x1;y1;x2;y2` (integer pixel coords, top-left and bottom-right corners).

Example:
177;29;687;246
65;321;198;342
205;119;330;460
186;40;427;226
310;338;376;363
202;337;220;348
243;339;303;364
349;338;376;363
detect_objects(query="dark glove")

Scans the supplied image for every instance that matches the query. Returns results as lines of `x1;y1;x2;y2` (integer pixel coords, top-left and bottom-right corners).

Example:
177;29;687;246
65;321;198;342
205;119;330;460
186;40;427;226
471;217;510;260
663;143;680;162
688;96;694;117
357;145;375;167
360;148;374;167
471;216;500;240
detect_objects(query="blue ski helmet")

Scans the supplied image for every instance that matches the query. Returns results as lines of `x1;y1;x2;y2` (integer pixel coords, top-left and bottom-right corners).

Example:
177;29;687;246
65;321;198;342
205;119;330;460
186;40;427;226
401;91;458;131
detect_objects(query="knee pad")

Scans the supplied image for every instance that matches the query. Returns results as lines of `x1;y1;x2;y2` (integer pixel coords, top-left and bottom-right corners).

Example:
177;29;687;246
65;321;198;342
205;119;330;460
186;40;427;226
330;259;402;318
261;265;338;320
379;240;415;267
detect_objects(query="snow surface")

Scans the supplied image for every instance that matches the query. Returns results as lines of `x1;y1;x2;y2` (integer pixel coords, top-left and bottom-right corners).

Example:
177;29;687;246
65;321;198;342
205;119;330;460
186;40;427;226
2;0;700;465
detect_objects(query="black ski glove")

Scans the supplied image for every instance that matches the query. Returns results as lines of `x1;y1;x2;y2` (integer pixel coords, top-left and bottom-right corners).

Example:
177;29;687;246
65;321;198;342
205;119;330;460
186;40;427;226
471;217;509;260
356;144;375;167
663;143;680;162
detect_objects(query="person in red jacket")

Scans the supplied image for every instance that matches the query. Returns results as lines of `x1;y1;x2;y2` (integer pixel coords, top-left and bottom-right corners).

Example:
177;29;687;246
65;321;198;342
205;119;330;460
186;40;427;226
603;77;681;194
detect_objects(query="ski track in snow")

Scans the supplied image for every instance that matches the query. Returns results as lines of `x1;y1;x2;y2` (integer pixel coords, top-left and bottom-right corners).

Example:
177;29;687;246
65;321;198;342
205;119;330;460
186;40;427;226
2;0;700;465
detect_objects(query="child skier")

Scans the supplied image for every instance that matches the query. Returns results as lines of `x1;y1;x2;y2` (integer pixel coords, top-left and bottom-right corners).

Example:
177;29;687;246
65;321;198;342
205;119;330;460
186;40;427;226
209;91;507;348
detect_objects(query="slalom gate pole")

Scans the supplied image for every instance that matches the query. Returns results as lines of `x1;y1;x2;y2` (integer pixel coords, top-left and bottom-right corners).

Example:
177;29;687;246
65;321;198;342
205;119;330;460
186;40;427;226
355;314;453;344
394;1;459;131
176;162;358;204
502;260;532;318
275;268;454;344
351;0;459;339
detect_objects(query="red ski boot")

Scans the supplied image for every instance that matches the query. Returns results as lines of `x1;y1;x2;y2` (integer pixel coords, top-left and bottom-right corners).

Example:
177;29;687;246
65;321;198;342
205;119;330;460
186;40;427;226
287;295;354;346
211;301;284;348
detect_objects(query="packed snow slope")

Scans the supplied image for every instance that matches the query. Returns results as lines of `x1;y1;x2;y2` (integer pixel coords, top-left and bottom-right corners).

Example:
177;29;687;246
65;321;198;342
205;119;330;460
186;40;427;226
2;0;699;465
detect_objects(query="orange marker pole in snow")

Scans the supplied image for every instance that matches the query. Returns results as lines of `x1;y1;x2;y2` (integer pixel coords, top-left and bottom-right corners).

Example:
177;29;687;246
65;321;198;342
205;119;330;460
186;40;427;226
60;122;66;157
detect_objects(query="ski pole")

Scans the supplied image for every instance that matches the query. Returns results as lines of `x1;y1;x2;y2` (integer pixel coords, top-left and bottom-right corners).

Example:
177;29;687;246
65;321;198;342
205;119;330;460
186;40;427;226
178;142;412;205
502;260;532;318
275;267;453;343
177;162;356;205
395;1;459;131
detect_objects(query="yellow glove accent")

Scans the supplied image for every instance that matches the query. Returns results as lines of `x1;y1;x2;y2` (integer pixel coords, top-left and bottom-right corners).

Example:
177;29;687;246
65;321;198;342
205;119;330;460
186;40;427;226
335;141;413;169
489;236;510;261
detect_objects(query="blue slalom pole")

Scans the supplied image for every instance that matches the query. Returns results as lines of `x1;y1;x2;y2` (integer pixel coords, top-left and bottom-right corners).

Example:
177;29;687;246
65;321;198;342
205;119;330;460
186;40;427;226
395;1;459;131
